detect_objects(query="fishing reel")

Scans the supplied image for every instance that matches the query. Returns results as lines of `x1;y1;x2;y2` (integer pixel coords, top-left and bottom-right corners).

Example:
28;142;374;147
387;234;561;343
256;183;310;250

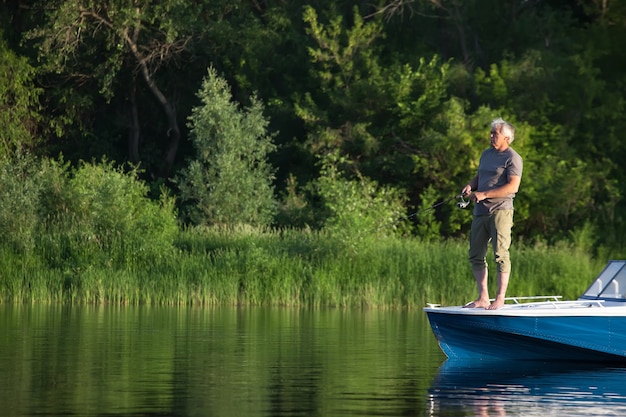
456;194;470;209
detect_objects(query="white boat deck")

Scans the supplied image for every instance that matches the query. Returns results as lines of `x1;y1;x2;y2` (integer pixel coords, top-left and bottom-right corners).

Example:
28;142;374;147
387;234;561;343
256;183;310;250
427;297;606;310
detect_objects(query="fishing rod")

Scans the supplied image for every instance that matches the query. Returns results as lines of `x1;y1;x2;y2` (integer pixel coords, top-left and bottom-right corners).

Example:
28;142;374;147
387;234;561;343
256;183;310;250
355;193;470;239
378;193;469;232
404;193;469;221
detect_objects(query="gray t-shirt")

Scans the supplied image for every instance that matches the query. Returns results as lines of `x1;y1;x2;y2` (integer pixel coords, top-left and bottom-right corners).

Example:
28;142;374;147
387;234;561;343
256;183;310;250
474;147;523;215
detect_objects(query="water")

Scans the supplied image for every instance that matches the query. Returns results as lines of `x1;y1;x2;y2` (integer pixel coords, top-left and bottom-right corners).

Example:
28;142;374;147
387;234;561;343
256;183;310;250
1;305;625;417
429;360;626;416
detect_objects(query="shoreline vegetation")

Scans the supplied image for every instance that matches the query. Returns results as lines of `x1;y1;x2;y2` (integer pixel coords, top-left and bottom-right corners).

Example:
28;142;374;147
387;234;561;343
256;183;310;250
0;226;603;308
0;157;607;308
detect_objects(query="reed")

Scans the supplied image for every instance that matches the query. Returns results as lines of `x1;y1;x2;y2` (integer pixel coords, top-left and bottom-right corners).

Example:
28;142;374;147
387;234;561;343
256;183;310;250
0;226;607;307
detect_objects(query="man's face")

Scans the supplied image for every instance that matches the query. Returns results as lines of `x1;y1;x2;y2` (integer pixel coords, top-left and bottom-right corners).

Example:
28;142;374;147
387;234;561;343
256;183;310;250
490;127;509;151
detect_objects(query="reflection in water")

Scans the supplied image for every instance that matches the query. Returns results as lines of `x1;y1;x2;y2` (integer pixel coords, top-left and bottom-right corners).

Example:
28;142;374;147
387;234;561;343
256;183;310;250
0;305;445;417
428;359;626;417
11;304;625;416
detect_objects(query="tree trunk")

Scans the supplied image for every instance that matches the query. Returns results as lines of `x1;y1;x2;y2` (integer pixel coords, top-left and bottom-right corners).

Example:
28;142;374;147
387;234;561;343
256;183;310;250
122;28;180;177
128;80;140;164
78;8;182;177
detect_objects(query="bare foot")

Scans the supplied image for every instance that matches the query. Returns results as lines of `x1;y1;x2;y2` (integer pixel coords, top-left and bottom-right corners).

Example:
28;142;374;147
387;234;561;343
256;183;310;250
487;297;505;310
463;299;490;309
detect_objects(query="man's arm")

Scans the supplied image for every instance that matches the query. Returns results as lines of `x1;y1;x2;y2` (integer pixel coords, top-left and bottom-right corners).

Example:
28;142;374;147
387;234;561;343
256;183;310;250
472;175;521;203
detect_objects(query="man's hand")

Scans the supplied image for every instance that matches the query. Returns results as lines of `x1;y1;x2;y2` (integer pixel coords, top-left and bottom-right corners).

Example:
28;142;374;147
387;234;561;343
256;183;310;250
471;191;486;203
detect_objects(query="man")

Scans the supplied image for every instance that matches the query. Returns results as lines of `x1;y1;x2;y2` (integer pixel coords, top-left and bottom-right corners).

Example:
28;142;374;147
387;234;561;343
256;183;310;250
461;118;523;310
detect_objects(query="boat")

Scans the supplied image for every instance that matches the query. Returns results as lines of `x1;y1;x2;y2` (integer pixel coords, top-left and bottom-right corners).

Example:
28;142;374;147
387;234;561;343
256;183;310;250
423;260;626;362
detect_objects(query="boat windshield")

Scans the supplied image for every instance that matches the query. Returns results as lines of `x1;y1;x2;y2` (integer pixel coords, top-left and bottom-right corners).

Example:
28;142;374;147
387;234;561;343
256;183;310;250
581;260;626;299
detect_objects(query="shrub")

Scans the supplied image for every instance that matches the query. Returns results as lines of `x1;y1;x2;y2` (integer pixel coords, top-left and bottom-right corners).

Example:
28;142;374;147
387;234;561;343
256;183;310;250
37;159;178;268
0;153;44;253
314;151;407;242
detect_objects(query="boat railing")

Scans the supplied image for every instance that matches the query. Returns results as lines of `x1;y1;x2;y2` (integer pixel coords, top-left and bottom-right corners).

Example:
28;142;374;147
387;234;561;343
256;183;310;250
496;296;605;309
503;295;562;304
509;298;606;309
426;296;607;309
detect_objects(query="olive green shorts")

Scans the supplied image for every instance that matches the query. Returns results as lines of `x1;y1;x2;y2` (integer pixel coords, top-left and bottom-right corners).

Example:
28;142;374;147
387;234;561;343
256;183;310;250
468;210;514;273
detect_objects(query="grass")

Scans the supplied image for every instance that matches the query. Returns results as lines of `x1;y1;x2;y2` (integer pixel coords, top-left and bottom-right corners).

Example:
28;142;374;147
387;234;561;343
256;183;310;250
0;226;608;308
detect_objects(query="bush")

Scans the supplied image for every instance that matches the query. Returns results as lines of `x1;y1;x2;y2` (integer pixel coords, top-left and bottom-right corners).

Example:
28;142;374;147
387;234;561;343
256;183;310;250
36;159;178;269
0;153;44;253
314;151;407;242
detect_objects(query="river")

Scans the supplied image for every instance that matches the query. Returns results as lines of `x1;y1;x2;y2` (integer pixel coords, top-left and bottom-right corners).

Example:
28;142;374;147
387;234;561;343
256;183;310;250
1;305;625;416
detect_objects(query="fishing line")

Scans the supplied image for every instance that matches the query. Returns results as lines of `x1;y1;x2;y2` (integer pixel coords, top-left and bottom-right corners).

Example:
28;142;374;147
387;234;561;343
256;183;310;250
345;193;471;241
382;193;470;231
406;194;469;221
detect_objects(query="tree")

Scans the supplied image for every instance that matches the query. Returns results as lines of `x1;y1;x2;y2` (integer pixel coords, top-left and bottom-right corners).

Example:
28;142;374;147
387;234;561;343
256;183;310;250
298;5;476;236
28;0;220;176
0;37;41;156
177;67;277;227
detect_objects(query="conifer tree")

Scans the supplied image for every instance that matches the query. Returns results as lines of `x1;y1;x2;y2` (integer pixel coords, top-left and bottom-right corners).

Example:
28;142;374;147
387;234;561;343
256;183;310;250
177;67;277;227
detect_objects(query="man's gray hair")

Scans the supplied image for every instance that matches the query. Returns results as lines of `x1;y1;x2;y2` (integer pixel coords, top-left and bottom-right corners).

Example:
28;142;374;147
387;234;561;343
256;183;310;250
491;117;515;143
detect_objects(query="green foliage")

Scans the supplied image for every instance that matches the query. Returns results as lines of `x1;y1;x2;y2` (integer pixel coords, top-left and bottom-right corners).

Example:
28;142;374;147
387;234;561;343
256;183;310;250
26;0;246;174
0;224;604;306
298;5;476;238
5;0;626;246
0;153;178;302
313;151;407;241
0;153;46;253
520;155;611;240
36;158;178;269
0;39;41;155
413;186;442;241
275;174;319;229
82;161;176;257
7;1;626;307
513;241;605;300
30;0;212;100
298;5;388;158
394;57;451;131
177;67;278;227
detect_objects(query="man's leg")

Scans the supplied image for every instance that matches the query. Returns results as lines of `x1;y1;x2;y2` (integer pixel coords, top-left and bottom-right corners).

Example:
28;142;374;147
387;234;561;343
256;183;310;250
488;271;510;310
488;210;514;310
467;267;490;309
466;215;490;308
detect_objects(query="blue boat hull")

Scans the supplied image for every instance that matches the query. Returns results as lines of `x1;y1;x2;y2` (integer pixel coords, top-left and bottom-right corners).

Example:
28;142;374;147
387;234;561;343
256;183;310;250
426;311;626;362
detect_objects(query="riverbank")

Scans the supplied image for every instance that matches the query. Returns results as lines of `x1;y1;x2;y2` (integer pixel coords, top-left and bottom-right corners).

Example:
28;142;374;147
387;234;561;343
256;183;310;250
0;226;604;307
